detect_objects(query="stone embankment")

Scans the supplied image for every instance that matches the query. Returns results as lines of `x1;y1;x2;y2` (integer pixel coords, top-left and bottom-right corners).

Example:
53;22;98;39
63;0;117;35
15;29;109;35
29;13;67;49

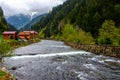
65;42;120;58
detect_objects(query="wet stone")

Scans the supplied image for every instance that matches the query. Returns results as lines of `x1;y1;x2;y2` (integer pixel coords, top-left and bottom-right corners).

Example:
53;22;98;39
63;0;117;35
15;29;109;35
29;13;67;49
11;67;17;70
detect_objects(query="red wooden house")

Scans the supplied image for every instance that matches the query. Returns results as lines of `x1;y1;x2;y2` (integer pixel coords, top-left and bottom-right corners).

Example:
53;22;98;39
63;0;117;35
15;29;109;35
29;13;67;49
18;32;31;40
23;31;38;39
3;31;16;40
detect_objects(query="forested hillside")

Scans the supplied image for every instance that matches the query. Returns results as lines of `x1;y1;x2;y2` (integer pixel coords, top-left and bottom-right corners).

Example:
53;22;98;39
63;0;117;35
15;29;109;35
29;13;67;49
0;7;8;33
33;0;120;45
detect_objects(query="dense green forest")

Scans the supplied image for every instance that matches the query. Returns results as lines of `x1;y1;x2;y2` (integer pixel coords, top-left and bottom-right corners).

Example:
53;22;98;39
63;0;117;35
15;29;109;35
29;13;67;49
33;0;120;46
0;7;17;34
0;7;8;34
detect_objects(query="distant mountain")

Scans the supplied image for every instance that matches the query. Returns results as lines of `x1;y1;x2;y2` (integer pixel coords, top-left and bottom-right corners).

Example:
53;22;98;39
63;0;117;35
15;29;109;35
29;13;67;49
6;14;31;29
8;24;17;31
0;7;8;33
20;13;47;31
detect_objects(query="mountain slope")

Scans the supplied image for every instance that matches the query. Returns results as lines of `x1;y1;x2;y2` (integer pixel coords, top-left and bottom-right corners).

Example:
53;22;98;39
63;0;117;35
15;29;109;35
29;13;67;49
0;7;8;33
33;0;120;37
6;14;31;29
20;13;47;31
8;24;17;31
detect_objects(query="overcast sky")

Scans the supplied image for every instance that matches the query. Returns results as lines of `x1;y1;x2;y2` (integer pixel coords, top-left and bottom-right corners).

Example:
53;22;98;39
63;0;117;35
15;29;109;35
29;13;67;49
0;0;66;18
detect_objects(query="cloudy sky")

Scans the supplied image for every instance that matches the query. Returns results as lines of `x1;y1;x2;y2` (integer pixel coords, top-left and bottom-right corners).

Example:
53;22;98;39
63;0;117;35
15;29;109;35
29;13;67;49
0;0;66;18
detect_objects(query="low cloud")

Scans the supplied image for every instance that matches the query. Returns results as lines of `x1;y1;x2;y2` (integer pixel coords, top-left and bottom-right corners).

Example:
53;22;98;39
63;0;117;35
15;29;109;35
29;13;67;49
0;0;65;18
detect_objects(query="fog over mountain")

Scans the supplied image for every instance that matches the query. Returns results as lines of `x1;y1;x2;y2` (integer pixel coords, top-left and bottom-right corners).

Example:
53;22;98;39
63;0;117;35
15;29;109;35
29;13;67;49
0;0;66;18
0;0;66;29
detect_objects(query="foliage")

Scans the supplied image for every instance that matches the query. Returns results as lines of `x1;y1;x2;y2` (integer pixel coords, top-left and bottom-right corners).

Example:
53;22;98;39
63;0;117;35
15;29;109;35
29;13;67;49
61;24;77;42
32;0;120;46
0;70;14;80
0;70;6;76
0;7;15;33
0;35;3;43
0;40;19;56
33;0;120;38
98;20;120;46
54;33;61;40
0;7;8;34
76;29;95;44
38;27;46;39
0;41;11;55
61;24;95;44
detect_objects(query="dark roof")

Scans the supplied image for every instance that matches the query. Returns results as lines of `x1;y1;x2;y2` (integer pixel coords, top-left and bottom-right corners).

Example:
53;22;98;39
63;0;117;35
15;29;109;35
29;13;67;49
3;31;16;34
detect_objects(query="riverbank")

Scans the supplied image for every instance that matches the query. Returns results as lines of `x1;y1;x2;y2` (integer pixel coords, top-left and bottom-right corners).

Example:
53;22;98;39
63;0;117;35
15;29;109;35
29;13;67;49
0;63;15;80
0;40;29;80
0;39;40;80
65;42;120;58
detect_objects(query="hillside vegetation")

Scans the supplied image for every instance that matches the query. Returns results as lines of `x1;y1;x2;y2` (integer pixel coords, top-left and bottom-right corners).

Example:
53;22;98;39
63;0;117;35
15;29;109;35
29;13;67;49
0;7;17;56
0;7;17;33
33;0;120;46
0;7;8;34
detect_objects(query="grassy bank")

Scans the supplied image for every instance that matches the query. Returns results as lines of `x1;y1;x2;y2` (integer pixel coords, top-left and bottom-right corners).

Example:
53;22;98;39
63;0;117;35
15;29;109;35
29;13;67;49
0;69;14;80
0;40;21;58
0;36;40;80
0;39;22;80
0;38;40;58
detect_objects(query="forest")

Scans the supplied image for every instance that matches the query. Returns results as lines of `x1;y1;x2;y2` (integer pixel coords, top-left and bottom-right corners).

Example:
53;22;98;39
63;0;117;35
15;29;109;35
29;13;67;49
0;7;8;34
0;7;17;34
32;0;120;46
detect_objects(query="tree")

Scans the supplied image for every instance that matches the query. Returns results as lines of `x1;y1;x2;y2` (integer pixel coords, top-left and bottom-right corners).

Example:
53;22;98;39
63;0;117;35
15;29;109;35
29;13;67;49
61;24;77;42
77;29;95;44
0;7;8;33
32;0;120;41
98;20;120;46
38;27;46;39
61;24;95;44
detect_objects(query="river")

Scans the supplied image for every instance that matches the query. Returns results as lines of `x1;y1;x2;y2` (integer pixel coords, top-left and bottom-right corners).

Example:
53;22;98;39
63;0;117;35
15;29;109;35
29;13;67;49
3;40;120;80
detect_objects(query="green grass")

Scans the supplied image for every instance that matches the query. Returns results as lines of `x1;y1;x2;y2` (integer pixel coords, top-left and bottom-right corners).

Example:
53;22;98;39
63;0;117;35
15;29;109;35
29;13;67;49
0;35;40;58
0;35;4;43
0;70;14;80
0;70;6;76
0;40;19;58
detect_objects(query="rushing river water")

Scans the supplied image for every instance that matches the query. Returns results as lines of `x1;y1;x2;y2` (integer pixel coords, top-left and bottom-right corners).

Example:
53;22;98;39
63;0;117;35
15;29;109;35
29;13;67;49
3;40;120;80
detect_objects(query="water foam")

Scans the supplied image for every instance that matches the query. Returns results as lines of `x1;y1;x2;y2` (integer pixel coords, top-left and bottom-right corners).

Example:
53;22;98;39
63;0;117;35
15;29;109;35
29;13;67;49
8;51;91;59
83;64;97;70
75;71;88;80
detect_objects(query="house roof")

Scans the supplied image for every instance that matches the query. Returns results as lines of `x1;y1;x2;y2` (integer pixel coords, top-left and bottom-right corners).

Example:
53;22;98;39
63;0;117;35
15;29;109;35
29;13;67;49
23;31;37;34
35;32;38;34
18;32;30;36
3;31;16;34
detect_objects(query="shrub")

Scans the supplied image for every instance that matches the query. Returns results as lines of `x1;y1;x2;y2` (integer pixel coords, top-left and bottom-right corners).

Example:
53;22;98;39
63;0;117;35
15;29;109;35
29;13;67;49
0;40;19;56
77;29;95;44
61;24;95;44
98;20;120;46
38;27;46;39
61;24;78;42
